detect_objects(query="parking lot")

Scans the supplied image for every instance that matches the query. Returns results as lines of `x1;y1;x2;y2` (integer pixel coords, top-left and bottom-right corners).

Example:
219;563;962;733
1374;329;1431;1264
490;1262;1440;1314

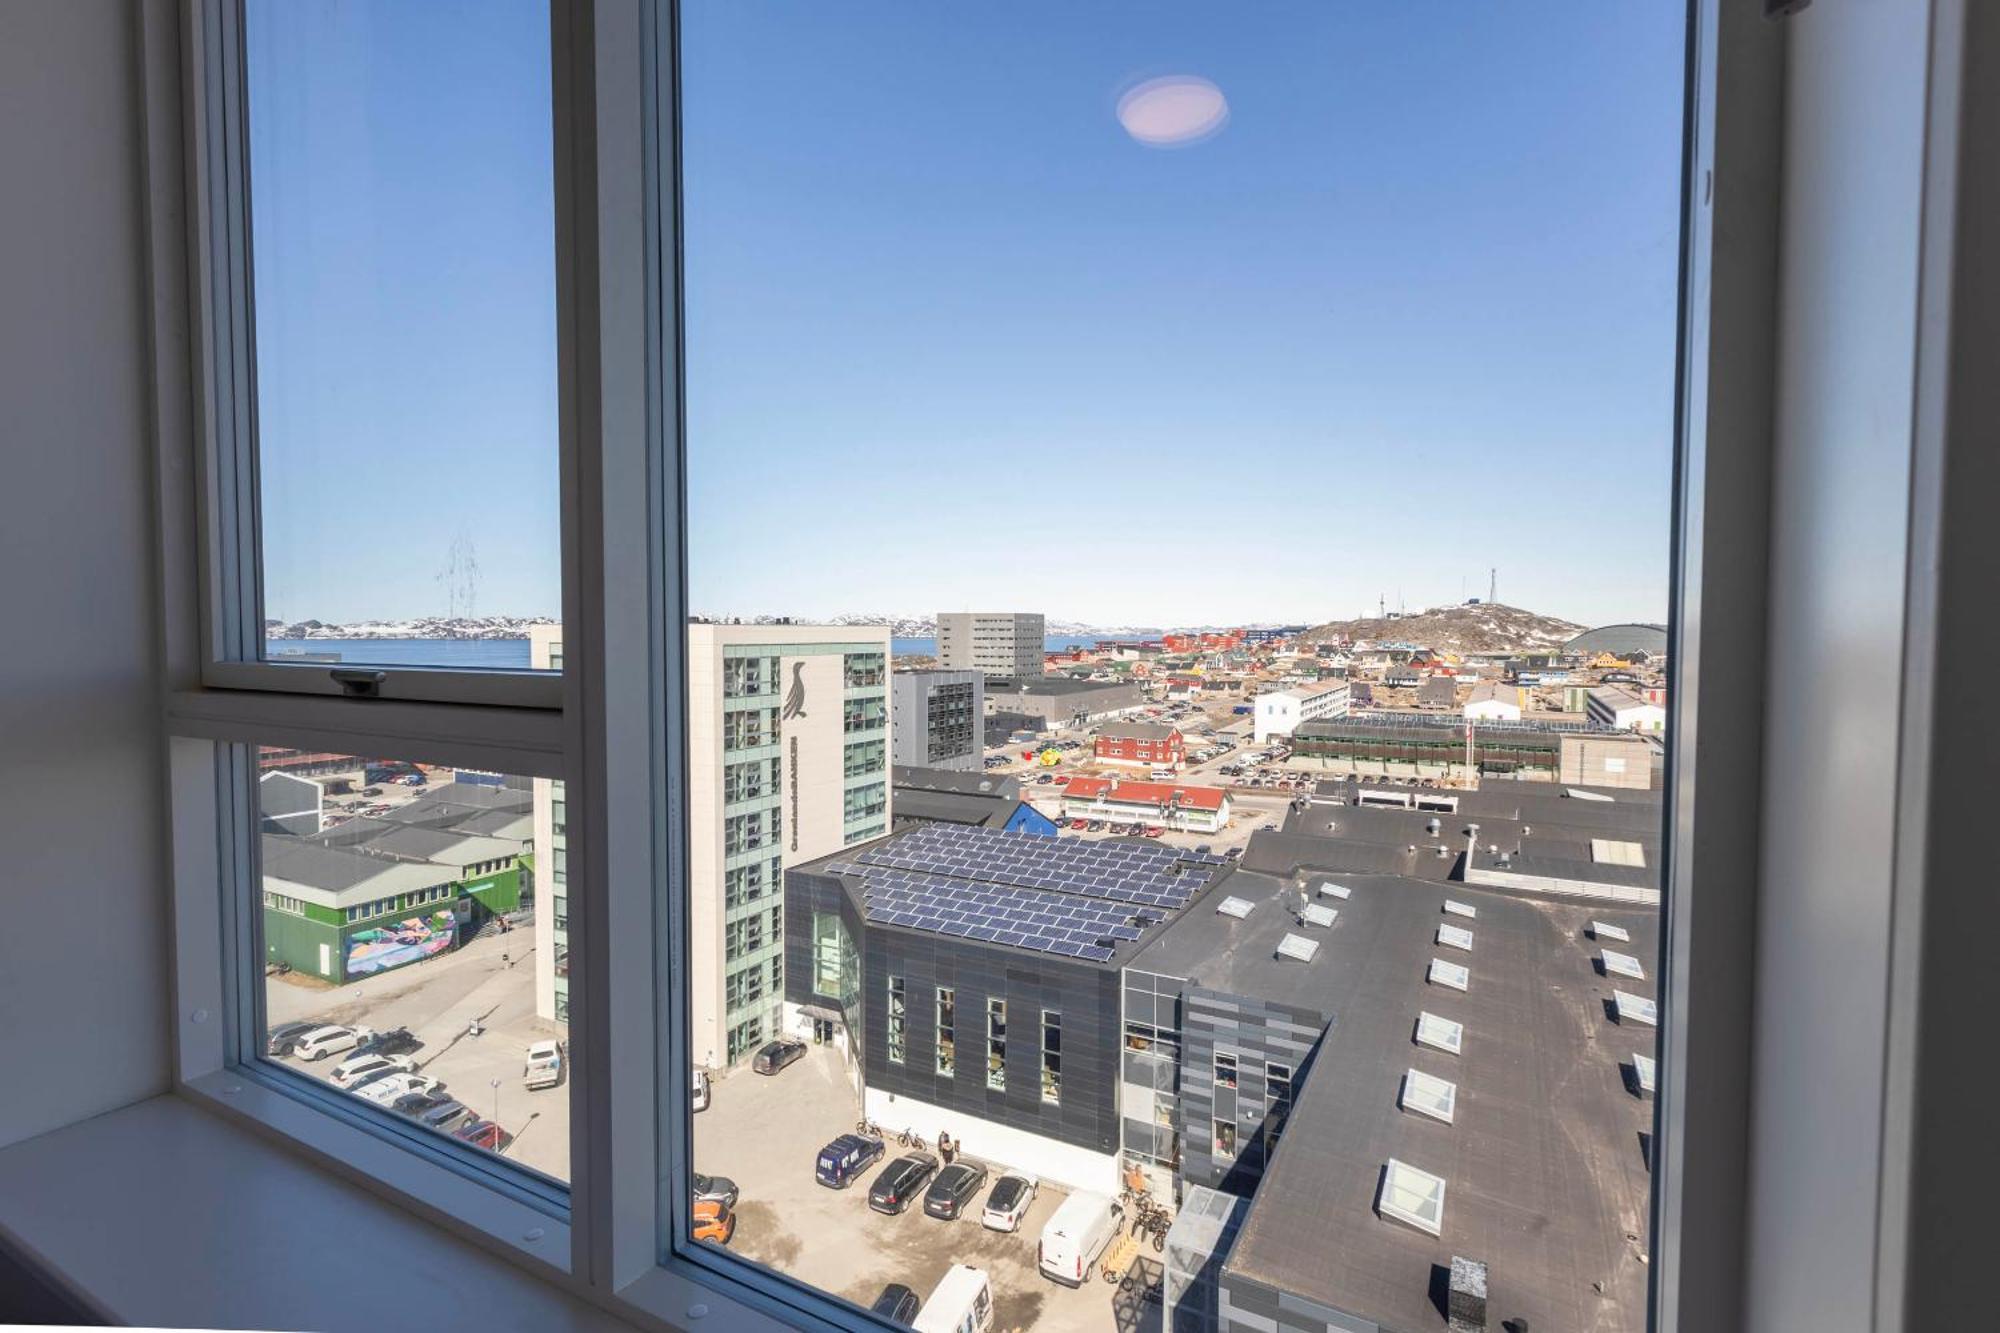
694;1045;1152;1333
266;926;573;1181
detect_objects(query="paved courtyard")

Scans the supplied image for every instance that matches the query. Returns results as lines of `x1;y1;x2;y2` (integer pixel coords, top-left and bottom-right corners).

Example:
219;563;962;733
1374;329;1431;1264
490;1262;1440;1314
694;1045;1157;1333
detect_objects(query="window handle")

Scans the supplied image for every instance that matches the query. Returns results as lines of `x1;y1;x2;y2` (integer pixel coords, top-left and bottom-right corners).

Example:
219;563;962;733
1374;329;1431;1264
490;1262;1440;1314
331;668;387;699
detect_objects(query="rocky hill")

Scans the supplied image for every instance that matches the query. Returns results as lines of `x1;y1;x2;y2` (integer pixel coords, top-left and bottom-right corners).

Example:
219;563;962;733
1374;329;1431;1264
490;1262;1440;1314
1301;603;1586;656
266;615;556;641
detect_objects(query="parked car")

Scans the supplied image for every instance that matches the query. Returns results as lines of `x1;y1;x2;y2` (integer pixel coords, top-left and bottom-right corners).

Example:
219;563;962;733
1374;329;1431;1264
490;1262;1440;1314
1037;1190;1123;1287
293;1024;373;1062
354;1072;441;1107
981;1173;1038;1232
751;1039;807;1075
814;1133;885;1189
692;1198;735;1245
1035;774;1054;785
868;1152;940;1215
524;1039;565;1090
1086;820;1104;832
692;1067;711;1113
868;1283;921;1325
266;1020;321;1058
692;1172;739;1210
329;1052;415;1090
923;1161;990;1220
351;1027;421;1058
392;1091;456;1119
454;1118;511;1152
359;785;383;796
1069;819;1088;830
415;1099;476;1135
912;1265;994;1333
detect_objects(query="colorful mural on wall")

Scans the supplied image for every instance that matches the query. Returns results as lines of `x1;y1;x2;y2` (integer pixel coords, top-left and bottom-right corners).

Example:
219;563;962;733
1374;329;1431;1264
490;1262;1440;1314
344;912;457;978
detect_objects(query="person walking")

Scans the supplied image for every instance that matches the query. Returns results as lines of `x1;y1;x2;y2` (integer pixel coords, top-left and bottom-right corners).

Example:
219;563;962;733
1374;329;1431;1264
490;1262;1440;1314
938;1131;955;1164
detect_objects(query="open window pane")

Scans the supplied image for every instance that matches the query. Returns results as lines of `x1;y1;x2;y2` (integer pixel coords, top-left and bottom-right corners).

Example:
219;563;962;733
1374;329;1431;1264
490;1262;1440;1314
673;3;1679;1329
243;1;559;668
256;748;569;1183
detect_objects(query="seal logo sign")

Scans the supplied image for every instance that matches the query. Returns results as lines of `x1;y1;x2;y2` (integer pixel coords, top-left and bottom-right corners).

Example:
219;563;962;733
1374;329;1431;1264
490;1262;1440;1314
781;660;807;720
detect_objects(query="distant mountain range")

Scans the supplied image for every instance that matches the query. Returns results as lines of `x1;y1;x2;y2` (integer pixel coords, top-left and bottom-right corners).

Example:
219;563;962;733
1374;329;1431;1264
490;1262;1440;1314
265;616;556;641
1301;603;1587;655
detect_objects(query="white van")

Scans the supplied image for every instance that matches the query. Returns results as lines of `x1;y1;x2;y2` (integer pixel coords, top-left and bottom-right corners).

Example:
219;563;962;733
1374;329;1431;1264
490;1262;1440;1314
1036;1191;1122;1287
912;1264;993;1333
523;1040;565;1090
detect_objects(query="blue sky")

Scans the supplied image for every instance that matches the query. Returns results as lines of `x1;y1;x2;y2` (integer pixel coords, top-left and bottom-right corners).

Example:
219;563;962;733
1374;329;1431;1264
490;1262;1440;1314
251;2;1685;630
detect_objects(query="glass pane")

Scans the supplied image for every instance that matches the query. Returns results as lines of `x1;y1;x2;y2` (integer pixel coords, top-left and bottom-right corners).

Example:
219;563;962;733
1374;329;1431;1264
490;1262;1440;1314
256;748;568;1184
677;3;1680;1329
244;1;558;670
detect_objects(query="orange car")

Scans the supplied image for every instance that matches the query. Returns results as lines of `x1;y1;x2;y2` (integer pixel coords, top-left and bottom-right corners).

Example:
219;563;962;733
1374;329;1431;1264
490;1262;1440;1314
693;1198;735;1245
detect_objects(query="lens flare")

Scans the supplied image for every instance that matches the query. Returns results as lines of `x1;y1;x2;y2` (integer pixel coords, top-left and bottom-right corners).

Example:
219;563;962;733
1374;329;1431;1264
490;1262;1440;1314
1116;75;1229;148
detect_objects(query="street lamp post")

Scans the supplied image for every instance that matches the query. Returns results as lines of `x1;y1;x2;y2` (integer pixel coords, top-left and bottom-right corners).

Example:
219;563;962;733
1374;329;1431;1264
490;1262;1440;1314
489;1076;502;1126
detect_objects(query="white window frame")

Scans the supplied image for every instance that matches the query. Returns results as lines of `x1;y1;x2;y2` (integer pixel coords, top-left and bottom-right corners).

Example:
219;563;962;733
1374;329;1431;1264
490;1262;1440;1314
133;1;1782;1330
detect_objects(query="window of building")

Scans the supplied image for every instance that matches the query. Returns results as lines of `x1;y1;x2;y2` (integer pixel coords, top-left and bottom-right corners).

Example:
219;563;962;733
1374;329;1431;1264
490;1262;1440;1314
842;697;886;734
1215;1052;1239;1090
1041;1010;1061;1105
887;976;906;1064
812;912;843;996
843;653;885;688
1215;1118;1238;1159
936;987;955;1077
986;998;1007;1091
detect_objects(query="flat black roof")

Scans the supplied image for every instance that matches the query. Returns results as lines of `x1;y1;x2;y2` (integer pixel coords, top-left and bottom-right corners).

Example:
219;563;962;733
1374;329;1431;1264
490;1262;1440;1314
987;675;1138;696
1179;873;1659;1332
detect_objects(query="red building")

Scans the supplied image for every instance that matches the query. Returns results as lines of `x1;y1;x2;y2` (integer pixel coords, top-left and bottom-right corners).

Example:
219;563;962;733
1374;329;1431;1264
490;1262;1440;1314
1093;722;1185;771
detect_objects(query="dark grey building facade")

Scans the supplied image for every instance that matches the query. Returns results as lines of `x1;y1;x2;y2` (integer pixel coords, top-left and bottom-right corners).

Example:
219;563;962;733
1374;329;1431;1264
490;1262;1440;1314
889;669;983;772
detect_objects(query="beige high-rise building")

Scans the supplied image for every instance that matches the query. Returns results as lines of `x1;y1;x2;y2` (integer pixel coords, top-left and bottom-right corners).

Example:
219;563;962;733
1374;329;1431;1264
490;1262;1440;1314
936;611;1045;681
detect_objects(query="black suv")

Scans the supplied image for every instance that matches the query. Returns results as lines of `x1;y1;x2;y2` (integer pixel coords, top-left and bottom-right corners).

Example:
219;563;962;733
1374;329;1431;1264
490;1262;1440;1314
352;1026;421;1058
869;1284;920;1324
922;1161;990;1220
752;1039;807;1075
867;1152;939;1215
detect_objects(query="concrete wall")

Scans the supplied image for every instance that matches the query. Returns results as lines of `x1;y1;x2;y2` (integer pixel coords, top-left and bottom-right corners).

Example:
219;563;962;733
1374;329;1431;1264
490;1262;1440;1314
0;0;171;1149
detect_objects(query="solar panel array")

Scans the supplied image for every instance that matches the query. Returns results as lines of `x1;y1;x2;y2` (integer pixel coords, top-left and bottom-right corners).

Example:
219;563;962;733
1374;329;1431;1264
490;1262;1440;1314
850;823;1225;911
825;824;1227;963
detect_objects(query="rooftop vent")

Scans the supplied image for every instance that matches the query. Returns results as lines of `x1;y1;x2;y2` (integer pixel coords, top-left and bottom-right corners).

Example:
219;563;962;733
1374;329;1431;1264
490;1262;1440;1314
1429;958;1471;992
1401;1068;1458;1124
1443;900;1477;919
1301;903;1338;928
1601;949;1645;981
1633;1052;1657;1094
1378;1158;1447;1236
1437;924;1475;952
1448;1256;1489;1333
1591;920;1631;943
1613;990;1658;1026
1276;933;1320;963
1415;1011;1464;1055
1216;896;1255;919
1318;881;1353;900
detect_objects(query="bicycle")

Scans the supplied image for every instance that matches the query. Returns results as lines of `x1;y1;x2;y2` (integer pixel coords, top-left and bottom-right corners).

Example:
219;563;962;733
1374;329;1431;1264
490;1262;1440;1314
855;1117;884;1138
897;1128;927;1151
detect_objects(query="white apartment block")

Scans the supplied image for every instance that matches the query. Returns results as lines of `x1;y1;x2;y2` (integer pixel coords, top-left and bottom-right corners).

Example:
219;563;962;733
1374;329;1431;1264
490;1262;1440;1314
1462;680;1524;722
532;623;893;1071
688;623;891;1068
936;611;1045;681
1587;684;1667;733
1252;681;1349;742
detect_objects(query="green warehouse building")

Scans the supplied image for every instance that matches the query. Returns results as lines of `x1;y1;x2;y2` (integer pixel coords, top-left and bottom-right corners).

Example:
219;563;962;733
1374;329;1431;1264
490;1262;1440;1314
260;781;532;984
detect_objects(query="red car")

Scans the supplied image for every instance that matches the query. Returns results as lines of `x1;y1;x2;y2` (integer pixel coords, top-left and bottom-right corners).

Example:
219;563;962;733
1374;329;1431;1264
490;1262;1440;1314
1070;819;1089;830
454;1119;512;1152
1145;825;1166;837
1052;775;1071;785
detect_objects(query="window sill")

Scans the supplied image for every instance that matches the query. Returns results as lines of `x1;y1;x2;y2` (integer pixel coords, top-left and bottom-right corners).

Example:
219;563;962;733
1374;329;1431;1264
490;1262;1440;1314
0;1093;619;1332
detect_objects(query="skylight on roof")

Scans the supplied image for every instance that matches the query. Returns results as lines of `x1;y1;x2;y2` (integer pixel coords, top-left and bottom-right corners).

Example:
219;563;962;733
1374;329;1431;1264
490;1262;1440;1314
1275;933;1320;963
1401;1068;1458;1124
1301;903;1338;928
1436;924;1475;952
1429;958;1470;992
1443;900;1477;919
1378;1158;1447;1236
1216;896;1254;918
1591;838;1647;867
1318;881;1352;900
1415;1011;1463;1055
1601;948;1645;980
1592;920;1632;942
1633;1052;1657;1093
1614;990;1658;1026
